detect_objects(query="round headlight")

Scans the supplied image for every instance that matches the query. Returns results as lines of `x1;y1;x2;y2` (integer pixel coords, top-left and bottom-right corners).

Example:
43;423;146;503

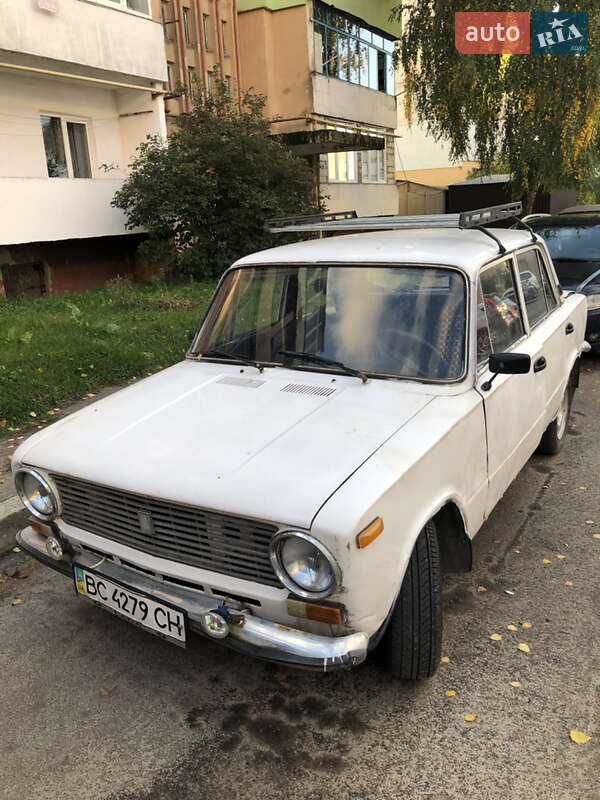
15;468;58;521
270;531;340;599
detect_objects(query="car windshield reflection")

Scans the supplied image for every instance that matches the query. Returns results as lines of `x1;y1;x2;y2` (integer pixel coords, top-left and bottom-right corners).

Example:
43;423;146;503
192;265;467;381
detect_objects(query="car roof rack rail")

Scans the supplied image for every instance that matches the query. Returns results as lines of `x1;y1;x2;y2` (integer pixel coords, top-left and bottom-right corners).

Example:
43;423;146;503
264;202;523;234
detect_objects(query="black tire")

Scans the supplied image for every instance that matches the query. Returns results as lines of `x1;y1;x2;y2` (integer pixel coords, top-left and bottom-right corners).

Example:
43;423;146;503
537;381;573;455
381;520;442;680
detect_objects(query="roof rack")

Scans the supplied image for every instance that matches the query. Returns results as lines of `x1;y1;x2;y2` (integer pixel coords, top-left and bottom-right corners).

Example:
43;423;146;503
264;202;523;234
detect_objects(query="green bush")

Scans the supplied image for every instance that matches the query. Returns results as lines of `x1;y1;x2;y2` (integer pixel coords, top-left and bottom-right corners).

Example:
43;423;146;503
113;77;321;280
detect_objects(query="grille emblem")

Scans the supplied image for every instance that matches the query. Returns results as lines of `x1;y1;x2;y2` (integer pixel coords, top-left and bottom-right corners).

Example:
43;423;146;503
138;510;154;535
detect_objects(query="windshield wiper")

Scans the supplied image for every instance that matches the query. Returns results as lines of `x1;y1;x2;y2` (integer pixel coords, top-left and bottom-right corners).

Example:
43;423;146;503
279;349;368;383
198;349;265;373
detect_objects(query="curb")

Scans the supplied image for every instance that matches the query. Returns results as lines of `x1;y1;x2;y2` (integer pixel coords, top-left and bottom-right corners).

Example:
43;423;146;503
0;496;26;557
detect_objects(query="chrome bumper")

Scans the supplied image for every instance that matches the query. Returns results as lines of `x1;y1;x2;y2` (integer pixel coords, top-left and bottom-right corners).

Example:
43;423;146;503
17;527;368;672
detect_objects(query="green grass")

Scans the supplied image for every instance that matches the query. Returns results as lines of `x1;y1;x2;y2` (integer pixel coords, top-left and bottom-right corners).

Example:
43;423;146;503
0;280;217;434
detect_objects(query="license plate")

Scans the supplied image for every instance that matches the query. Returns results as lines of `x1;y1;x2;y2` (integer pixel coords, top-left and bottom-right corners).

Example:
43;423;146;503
73;566;186;646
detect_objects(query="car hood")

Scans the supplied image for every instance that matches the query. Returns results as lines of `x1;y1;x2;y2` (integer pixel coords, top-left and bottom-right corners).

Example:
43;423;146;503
15;361;434;529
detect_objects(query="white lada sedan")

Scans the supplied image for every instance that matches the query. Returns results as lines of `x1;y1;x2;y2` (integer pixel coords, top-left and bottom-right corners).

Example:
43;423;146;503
12;205;588;679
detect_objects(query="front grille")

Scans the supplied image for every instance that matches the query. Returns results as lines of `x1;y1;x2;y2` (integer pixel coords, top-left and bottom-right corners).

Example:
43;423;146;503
52;474;280;587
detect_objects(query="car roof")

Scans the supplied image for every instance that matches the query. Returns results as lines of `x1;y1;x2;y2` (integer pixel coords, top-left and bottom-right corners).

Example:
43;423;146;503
559;204;600;214
233;227;535;277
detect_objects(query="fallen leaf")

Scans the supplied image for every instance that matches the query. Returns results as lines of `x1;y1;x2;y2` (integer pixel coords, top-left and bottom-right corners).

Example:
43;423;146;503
556;554;567;560
12;547;20;553
517;643;530;653
541;558;551;564
570;730;591;744
514;549;520;554
477;585;487;593
565;581;573;587
543;484;550;489
11;598;22;606
490;633;502;641
445;690;456;698
441;656;450;664
593;534;600;540
559;481;567;485
0;419;5;427
506;624;518;631
579;486;586;491
99;687;110;697
505;590;515;596
585;520;595;525
522;622;532;629
509;681;521;688
464;714;475;722
29;411;37;418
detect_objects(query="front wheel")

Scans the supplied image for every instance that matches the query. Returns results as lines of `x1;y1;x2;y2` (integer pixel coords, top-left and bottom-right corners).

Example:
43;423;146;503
537;382;572;455
380;520;442;680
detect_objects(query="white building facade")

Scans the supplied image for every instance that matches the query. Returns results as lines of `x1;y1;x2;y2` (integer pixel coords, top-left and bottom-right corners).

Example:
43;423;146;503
0;0;167;297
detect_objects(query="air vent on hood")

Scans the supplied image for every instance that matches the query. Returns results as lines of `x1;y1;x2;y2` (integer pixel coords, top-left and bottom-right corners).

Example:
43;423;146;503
281;383;336;397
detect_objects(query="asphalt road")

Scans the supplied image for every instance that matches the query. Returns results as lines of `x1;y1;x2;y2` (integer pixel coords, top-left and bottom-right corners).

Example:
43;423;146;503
1;358;599;800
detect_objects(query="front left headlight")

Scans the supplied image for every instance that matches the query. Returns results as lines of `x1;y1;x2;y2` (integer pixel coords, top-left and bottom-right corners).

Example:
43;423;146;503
270;531;341;599
14;468;59;521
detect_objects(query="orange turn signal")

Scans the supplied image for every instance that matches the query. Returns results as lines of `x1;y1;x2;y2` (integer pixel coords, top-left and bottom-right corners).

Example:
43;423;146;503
28;517;53;537
356;516;384;549
286;598;345;625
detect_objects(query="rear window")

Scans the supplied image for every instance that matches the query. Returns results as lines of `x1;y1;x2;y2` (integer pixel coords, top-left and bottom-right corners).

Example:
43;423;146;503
533;224;600;283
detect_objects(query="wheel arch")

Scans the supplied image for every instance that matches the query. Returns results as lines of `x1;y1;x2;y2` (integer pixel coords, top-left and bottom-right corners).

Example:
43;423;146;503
433;501;472;574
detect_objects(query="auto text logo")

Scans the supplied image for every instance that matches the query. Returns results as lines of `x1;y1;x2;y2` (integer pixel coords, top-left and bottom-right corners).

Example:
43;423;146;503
455;12;587;55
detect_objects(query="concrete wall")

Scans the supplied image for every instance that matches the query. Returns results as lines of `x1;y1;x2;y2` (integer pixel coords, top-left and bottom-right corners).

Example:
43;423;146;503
0;0;166;81
324;183;397;216
313;74;396;129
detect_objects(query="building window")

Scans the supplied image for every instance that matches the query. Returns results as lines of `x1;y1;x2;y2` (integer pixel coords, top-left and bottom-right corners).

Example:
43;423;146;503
41;116;91;179
313;0;395;95
202;14;212;50
221;20;228;55
188;68;196;100
89;0;150;15
327;151;357;183
166;62;175;92
183;7;192;45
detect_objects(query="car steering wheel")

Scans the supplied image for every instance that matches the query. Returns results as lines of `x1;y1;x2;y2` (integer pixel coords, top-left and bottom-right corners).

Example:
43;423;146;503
375;329;450;378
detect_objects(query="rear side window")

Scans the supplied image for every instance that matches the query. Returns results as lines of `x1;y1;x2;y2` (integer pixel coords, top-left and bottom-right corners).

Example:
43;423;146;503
478;259;524;358
515;248;549;327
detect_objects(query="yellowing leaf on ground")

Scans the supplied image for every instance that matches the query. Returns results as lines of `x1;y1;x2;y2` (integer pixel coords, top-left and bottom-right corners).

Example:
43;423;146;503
565;581;573;587
29;411;36;418
476;585;487;593
556;554;567;560
559;481;567;485
579;486;586;491
541;558;551;564
570;730;591;744
514;549;520;554
585;520;595;525
517;643;530;653
11;599;22;606
464;714;475;722
509;681;521;688
522;622;532;629
593;534;600;540
506;624;518;631
0;419;5;427
490;633;502;641
441;656;450;664
12;547;20;553
445;690;456;698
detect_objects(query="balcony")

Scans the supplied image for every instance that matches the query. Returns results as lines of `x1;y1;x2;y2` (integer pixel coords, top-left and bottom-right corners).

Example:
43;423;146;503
0;178;136;246
0;0;166;82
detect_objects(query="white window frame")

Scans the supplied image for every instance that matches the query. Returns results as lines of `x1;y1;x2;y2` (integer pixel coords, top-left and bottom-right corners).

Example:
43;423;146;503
40;113;94;180
82;0;151;18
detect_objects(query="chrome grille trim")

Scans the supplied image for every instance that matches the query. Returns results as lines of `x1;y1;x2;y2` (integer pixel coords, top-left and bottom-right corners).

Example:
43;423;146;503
52;474;281;587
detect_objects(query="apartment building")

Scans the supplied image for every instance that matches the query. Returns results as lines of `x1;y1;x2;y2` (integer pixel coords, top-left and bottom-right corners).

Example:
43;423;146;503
237;0;401;216
0;0;167;298
159;0;241;120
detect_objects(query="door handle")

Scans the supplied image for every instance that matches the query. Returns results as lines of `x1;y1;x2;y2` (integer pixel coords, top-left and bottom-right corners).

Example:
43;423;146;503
534;356;547;372
565;322;574;335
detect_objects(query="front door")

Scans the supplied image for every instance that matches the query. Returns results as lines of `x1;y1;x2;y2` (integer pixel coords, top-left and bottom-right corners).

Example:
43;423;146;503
475;257;548;515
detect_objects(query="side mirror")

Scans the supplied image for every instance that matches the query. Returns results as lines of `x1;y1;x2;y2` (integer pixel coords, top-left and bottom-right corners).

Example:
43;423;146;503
482;352;530;391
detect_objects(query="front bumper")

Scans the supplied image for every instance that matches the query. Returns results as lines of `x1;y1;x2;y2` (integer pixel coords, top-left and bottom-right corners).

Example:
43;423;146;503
17;527;368;672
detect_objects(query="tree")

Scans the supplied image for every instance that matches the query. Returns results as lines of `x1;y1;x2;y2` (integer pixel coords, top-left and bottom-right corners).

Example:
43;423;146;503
113;77;320;279
392;3;600;213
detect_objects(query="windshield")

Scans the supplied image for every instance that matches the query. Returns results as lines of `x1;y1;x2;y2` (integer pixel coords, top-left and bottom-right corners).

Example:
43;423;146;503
532;224;600;283
192;265;467;381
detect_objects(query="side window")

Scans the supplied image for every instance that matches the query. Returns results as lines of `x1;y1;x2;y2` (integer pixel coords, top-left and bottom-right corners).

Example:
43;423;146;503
479;259;525;354
515;248;549;328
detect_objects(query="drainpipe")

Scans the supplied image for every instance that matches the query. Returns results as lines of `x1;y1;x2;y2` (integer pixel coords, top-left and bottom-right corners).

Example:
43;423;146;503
231;0;242;108
195;0;207;91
